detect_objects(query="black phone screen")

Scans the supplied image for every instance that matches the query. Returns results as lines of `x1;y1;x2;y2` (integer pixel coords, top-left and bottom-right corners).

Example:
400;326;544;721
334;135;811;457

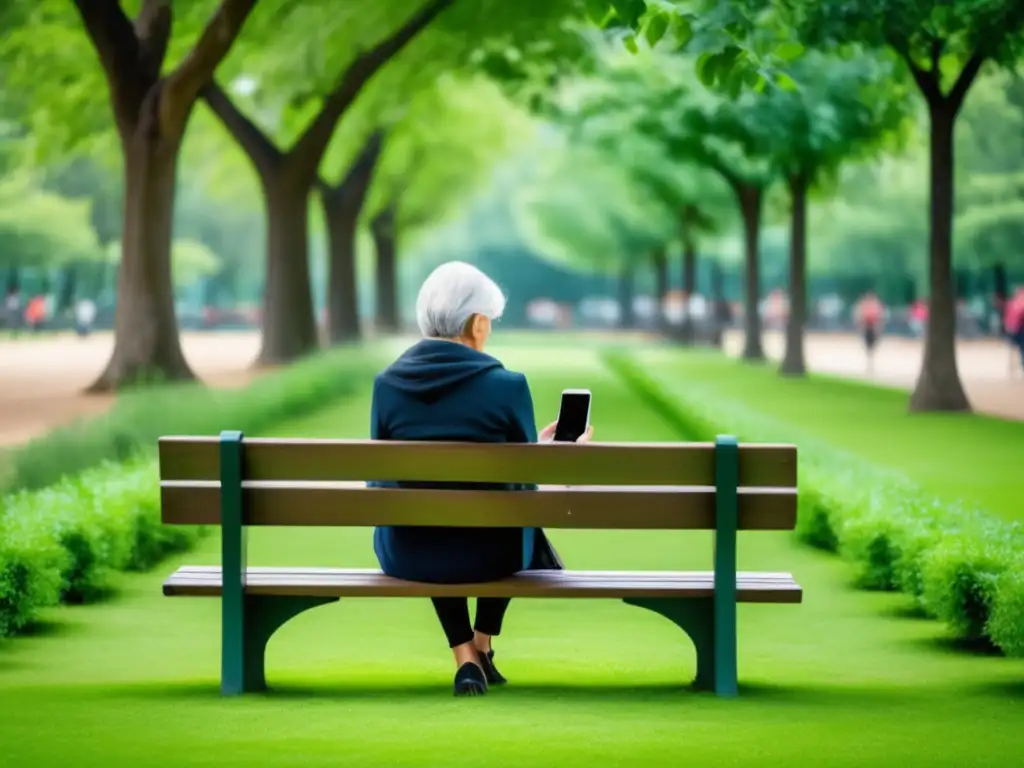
554;392;591;442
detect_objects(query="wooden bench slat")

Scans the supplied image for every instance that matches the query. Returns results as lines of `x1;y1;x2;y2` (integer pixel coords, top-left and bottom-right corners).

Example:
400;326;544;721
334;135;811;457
159;437;797;488
163;566;803;603
160;482;797;530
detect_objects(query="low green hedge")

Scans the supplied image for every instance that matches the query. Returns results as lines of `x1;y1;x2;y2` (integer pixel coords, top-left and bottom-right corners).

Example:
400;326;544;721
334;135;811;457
0;347;379;636
603;349;1024;657
0;459;199;634
3;347;378;495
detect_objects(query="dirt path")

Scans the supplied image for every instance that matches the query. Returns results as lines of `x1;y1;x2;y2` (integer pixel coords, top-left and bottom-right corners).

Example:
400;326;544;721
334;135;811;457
0;331;261;447
723;329;1024;421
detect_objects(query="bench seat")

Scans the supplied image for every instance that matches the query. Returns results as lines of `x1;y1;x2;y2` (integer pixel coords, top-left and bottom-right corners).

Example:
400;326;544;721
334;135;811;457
164;566;803;602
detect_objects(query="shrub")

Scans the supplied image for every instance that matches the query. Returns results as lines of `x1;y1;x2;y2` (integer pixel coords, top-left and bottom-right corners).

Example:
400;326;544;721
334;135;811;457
0;348;380;636
603;349;1024;656
989;570;1024;656
0;460;204;620
0;513;66;636
3;347;378;495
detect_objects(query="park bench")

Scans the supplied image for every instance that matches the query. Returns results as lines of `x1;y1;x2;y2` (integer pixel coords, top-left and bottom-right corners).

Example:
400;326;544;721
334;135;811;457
158;432;801;698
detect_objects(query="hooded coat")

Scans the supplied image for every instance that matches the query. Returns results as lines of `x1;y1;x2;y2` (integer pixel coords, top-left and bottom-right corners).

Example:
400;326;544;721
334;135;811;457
369;339;539;584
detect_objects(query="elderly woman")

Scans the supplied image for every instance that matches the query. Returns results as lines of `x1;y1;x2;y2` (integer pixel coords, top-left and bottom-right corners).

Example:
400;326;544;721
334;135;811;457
369;261;591;697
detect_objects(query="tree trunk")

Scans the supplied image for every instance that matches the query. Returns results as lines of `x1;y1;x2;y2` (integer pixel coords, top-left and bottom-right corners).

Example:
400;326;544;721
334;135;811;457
781;173;808;376
735;184;765;361
993;262;1008;335
652;248;669;334
259;181;319;364
709;261;726;347
6;267;20;294
618;263;635;329
58;264;78;315
371;207;400;334
319;132;385;344
681;236;697;344
909;102;971;412
320;192;360;343
710;261;728;347
90;134;193;391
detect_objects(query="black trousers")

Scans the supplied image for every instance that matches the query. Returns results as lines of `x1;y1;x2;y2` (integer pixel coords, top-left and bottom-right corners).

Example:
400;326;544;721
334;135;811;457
432;597;511;648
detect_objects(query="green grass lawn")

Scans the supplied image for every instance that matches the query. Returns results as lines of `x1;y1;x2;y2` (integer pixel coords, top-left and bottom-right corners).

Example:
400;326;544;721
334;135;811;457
637;348;1024;522
1;341;1022;767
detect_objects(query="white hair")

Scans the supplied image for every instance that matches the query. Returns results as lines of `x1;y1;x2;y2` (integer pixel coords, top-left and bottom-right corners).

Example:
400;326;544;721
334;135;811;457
416;261;506;338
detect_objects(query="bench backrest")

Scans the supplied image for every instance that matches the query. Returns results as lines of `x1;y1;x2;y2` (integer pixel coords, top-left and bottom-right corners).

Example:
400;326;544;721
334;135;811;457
159;433;797;532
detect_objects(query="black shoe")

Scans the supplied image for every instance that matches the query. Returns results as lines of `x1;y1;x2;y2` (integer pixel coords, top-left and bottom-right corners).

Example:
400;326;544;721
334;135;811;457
478;649;507;685
454;662;487;697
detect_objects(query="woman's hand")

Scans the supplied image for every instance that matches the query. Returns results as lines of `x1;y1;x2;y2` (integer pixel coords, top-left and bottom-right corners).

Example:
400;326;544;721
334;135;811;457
539;422;594;443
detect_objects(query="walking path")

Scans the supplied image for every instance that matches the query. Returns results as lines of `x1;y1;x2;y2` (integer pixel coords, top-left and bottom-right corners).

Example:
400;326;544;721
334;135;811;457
723;330;1024;421
0;331;261;446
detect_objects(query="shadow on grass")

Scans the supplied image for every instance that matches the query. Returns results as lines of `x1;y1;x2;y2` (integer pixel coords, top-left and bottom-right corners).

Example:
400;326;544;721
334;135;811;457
882;602;934;621
906;634;1003;658
98;678;914;709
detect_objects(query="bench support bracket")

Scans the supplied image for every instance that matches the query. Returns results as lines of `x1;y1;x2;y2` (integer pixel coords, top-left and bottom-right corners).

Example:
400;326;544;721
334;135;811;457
622;597;737;696
224;595;339;695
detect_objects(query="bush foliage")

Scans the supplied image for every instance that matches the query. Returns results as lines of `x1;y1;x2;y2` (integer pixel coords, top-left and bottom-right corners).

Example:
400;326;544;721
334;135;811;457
603;350;1024;657
0;349;377;636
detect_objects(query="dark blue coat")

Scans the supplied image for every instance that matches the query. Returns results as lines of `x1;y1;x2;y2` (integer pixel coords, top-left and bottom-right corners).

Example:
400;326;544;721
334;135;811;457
369;339;538;584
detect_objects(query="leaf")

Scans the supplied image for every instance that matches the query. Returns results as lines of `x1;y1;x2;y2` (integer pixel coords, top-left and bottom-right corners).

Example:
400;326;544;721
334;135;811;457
672;15;694;50
645;13;669;48
610;0;646;28
776;41;805;61
775;72;799;91
623;33;639;54
696;52;718;87
584;0;611;26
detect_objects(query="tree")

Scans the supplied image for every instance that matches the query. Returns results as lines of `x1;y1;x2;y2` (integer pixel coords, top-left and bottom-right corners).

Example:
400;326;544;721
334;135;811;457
201;0;454;364
0;177;104;288
748;50;912;375
318;131;386;343
559;46;776;357
359;73;534;334
780;0;1024;410
5;0;260;389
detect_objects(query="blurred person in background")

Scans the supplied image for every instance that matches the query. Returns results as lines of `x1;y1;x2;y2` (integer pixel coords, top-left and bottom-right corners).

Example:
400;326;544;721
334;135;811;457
24;294;46;333
1004;287;1024;376
3;288;21;333
909;298;928;338
75;297;96;338
855;290;885;374
368;261;593;697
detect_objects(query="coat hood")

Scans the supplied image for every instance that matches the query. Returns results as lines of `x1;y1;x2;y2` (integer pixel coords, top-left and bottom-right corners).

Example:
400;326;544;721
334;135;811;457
377;339;504;401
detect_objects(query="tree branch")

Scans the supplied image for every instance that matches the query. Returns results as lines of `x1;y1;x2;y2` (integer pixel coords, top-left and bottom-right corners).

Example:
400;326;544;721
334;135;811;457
900;52;942;103
202;81;283;176
163;0;260;125
929;36;943;75
288;0;455;180
321;130;386;225
70;0;144;132
134;0;172;82
949;52;985;113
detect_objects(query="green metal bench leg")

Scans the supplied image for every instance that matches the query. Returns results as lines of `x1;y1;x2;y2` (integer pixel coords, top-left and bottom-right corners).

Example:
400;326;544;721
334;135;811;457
622;597;735;694
223;595;339;695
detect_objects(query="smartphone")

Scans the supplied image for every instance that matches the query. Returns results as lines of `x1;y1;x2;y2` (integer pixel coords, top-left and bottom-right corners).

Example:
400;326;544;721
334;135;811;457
553;389;592;442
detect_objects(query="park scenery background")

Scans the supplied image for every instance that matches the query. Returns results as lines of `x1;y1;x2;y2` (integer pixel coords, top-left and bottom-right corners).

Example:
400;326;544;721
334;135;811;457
1;1;1024;766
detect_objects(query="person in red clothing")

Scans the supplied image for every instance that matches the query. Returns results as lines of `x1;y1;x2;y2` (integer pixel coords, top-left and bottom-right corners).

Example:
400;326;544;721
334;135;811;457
23;295;46;333
855;291;885;374
1005;287;1024;374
